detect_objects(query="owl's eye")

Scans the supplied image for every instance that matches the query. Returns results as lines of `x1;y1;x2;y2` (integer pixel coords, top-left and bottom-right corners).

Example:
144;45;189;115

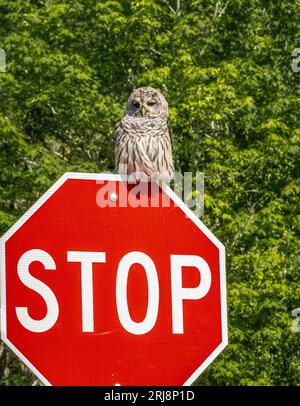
133;101;140;108
147;101;155;107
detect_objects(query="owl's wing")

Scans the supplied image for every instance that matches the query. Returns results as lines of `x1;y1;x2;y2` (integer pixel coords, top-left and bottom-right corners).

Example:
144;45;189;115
114;121;123;172
114;121;133;174
156;127;174;182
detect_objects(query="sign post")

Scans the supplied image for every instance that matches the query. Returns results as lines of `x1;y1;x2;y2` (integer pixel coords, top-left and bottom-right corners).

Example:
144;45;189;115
0;173;227;386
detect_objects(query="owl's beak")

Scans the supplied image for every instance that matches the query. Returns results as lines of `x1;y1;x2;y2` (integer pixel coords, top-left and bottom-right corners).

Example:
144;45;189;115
141;106;147;117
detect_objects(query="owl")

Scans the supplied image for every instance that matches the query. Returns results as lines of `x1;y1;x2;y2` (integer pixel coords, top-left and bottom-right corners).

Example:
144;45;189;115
115;87;174;183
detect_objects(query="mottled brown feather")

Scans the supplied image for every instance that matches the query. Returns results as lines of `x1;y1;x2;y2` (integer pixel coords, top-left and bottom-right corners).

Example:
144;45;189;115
115;87;174;183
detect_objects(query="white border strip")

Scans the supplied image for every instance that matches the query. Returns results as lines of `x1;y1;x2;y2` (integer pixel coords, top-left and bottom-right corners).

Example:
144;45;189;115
0;173;122;244
0;172;227;386
0;235;6;336
1;337;52;386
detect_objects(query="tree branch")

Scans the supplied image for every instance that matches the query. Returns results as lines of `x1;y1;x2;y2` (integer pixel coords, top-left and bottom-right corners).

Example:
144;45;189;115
198;0;230;58
162;0;176;15
176;0;181;18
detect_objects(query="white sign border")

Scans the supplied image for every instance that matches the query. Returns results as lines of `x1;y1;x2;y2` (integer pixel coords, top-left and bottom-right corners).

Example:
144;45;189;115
0;172;227;386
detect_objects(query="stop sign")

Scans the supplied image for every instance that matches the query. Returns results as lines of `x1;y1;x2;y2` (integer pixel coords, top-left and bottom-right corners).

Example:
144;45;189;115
0;173;227;386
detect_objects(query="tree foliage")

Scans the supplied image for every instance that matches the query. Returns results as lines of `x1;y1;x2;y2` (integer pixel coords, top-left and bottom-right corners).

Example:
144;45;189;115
0;0;299;385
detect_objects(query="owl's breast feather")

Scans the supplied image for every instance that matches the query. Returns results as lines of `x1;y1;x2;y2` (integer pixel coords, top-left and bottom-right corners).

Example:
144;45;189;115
122;116;168;138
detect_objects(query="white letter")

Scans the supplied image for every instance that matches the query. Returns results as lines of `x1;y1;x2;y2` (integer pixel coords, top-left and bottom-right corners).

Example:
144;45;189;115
0;48;6;72
291;48;300;73
16;249;58;333
116;252;159;334
291;308;300;333
127;181;149;208
171;255;211;334
67;251;106;332
95;180;117;208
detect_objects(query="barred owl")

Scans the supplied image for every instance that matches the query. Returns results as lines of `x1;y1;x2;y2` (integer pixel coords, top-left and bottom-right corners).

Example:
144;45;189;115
115;87;174;183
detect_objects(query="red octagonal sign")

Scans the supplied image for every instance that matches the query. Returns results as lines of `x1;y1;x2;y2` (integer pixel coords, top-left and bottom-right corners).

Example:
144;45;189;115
0;173;227;386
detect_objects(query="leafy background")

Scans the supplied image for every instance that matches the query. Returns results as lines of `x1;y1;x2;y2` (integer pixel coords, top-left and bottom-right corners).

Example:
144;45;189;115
0;0;300;385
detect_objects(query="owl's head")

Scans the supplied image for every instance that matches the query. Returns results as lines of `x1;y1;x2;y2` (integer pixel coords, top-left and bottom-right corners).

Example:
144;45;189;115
126;87;168;119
